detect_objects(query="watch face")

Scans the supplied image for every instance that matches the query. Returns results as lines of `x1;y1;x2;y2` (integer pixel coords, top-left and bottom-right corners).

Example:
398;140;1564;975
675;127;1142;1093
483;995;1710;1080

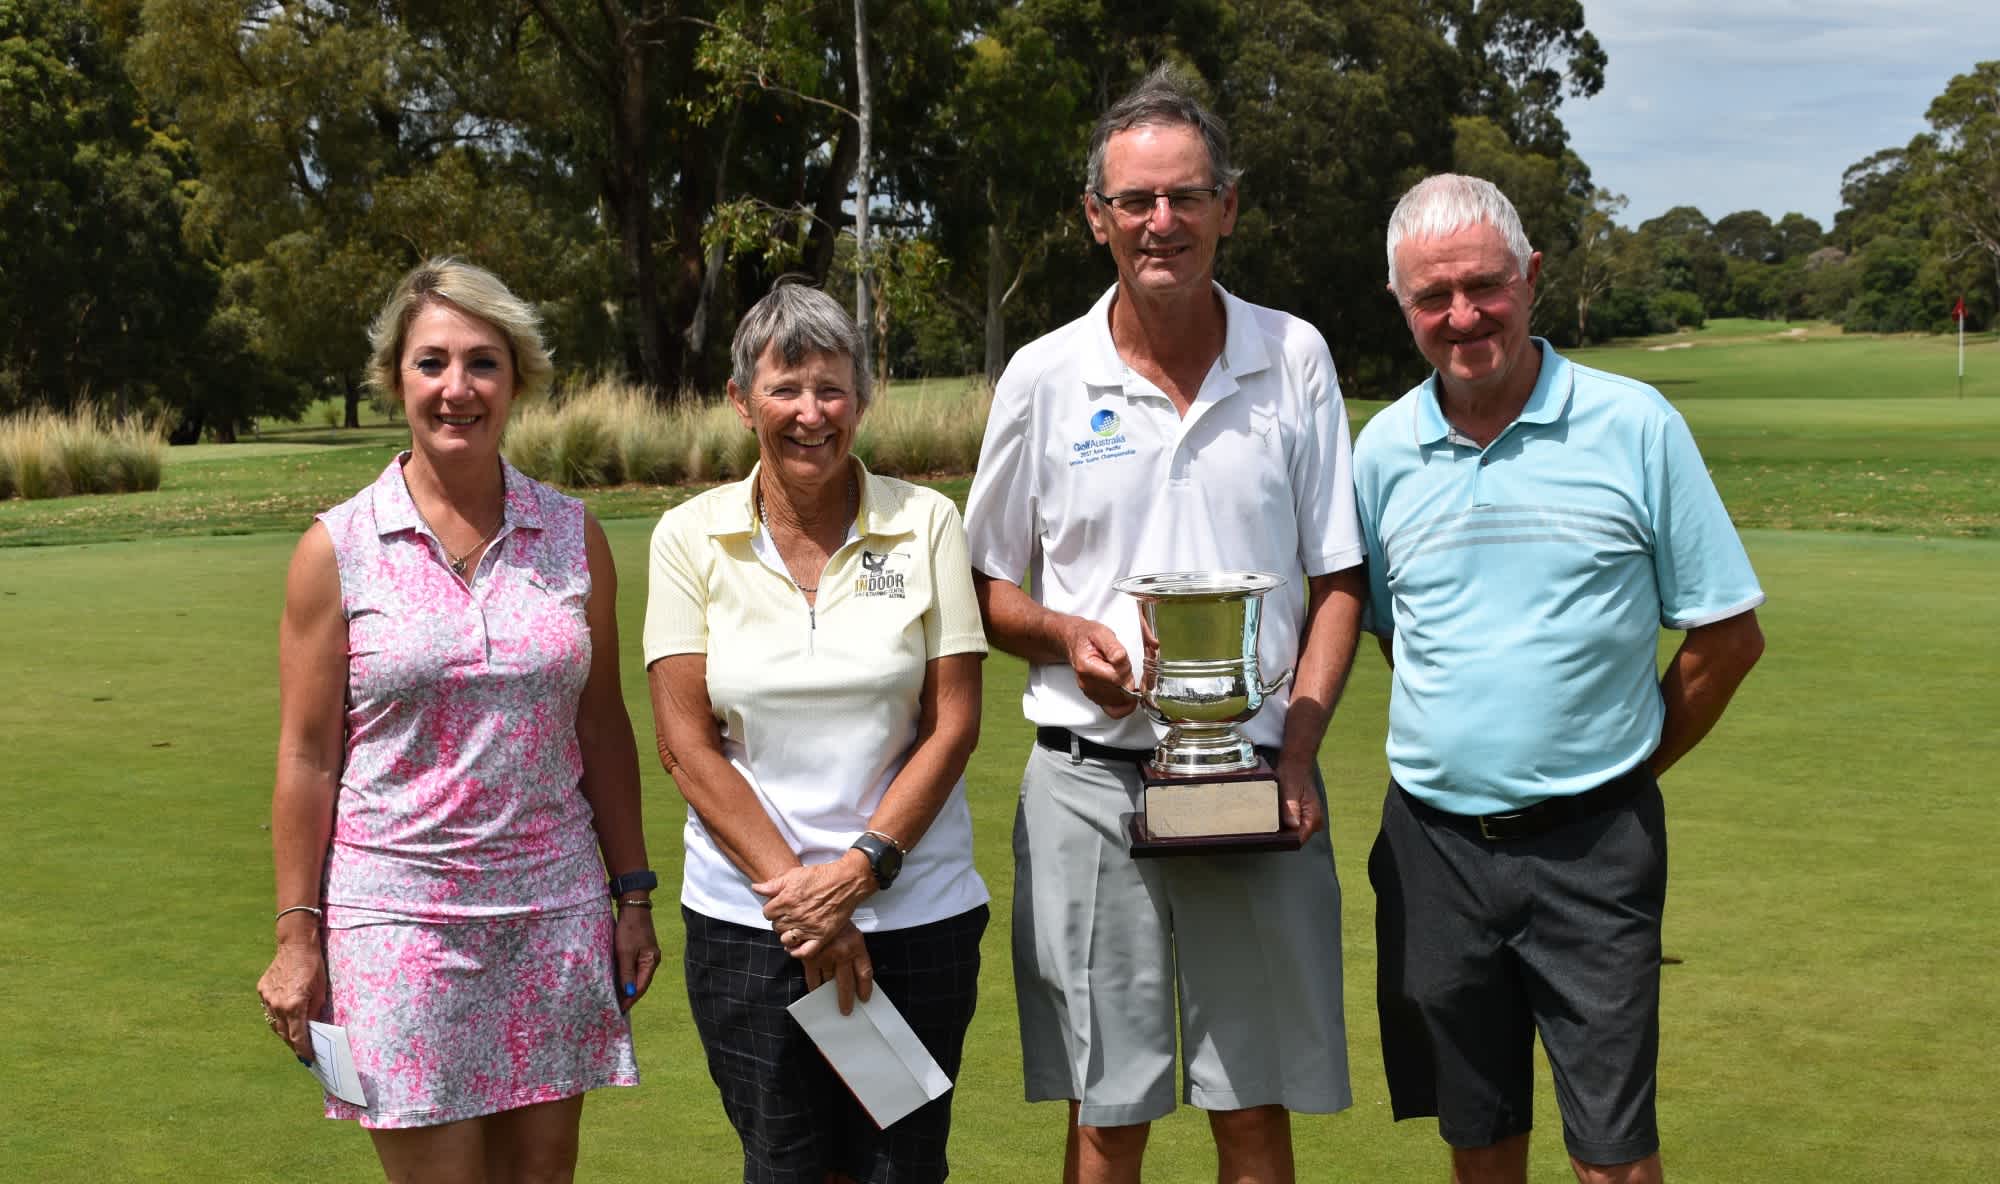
857;835;902;888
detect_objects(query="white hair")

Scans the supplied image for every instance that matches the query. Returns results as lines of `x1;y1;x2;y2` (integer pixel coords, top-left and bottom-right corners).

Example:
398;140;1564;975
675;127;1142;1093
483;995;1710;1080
1385;174;1535;294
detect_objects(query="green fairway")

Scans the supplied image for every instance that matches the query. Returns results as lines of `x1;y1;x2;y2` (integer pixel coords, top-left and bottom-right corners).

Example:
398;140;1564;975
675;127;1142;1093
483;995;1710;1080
1;521;1994;1181
2;326;1996;1180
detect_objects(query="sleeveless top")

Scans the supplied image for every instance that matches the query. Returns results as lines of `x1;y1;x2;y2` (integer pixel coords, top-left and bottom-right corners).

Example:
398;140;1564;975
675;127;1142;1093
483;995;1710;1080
316;455;604;923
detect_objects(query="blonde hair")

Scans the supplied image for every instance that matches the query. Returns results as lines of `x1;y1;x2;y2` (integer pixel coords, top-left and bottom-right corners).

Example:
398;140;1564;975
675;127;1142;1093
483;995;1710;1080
365;257;554;402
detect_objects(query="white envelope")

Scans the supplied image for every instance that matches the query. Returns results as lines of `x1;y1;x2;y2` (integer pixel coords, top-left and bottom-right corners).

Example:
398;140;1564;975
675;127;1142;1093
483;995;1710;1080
306;1021;367;1106
786;981;952;1128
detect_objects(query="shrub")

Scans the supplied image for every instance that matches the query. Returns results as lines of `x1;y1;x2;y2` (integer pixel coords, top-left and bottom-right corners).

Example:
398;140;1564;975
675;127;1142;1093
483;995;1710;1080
1648;290;1707;332
855;379;993;477
0;405;166;500
506;377;737;488
502;374;992;489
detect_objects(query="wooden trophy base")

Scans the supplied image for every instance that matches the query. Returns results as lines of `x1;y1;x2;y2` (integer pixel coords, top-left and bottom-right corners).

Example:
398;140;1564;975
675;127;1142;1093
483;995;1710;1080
1126;760;1307;858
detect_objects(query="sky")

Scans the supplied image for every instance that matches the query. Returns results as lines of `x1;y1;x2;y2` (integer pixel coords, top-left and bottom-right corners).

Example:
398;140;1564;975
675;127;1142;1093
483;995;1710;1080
1559;3;2000;230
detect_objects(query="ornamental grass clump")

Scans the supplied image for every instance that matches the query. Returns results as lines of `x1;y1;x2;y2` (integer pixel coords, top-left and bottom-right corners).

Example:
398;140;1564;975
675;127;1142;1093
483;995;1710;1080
855;379;992;477
0;405;165;501
503;373;990;489
506;376;722;488
682;403;757;483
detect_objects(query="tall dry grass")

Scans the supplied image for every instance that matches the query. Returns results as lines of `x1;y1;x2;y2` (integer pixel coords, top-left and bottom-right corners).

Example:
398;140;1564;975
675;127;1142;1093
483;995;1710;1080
0;405;166;501
503;376;991;488
504;377;756;488
855;379;992;477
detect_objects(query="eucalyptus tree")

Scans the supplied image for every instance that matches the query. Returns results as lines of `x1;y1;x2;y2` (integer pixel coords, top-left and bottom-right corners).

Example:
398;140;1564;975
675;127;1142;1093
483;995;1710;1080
125;0;586;425
0;0;219;418
1923;61;2000;323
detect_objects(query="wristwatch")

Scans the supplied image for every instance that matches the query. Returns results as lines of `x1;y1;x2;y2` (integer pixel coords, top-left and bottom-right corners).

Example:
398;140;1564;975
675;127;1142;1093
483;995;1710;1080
850;832;904;891
607;869;658;897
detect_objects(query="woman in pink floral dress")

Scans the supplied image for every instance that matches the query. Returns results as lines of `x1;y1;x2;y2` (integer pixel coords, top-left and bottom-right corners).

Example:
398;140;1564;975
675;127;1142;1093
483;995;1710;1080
255;258;660;1182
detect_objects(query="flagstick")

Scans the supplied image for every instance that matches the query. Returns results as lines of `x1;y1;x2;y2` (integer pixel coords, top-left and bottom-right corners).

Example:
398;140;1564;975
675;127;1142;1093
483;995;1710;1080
1958;312;1965;399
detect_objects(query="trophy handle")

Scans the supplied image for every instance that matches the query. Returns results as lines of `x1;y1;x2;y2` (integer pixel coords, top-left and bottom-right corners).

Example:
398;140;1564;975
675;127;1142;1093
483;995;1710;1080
1259;667;1293;696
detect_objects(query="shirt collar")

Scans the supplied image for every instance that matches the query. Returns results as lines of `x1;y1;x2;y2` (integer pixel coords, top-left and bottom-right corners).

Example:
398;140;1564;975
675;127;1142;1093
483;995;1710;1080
370;452;545;538
1413;338;1570;446
709;456;913;539
1077;281;1271;390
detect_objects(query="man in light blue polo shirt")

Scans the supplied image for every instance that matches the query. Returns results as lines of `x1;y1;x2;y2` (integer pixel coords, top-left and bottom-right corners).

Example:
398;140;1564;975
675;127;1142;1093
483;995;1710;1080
1355;174;1766;1184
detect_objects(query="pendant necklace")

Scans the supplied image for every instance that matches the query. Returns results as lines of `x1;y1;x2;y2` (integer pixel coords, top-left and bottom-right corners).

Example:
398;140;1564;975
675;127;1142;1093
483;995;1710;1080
410;495;504;578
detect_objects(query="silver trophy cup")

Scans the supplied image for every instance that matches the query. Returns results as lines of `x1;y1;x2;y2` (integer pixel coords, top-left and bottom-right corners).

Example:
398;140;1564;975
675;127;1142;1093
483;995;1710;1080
1113;570;1293;776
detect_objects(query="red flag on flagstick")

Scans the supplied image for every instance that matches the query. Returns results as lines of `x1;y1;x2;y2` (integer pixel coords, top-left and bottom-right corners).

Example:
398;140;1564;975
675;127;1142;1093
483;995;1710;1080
1952;296;1967;322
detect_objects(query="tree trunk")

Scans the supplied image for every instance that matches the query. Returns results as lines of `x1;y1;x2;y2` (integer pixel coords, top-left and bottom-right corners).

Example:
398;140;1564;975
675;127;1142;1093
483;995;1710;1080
169;411;203;445
983;180;1006;384
852;0;873;363
526;0;675;392
683;114;740;370
873;273;890;385
805;122;859;284
611;51;673;394
343;372;361;428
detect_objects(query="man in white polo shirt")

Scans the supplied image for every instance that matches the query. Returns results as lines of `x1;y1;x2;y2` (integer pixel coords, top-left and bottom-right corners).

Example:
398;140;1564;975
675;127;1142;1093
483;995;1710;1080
964;67;1365;1184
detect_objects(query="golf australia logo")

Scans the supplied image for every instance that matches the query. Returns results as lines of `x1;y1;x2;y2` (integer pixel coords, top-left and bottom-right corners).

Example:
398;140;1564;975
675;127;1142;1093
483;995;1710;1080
854;549;908;598
1071;409;1136;466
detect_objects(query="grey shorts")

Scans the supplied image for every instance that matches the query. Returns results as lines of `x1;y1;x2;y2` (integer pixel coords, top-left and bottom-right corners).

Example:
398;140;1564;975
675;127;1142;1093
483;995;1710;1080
1012;743;1351;1127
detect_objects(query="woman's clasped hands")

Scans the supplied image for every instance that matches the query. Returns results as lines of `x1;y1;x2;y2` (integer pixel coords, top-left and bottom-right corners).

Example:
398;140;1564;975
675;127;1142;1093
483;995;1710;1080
753;857;876;1013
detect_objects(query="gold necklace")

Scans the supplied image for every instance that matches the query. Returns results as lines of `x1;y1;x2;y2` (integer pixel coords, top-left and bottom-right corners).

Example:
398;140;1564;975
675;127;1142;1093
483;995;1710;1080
439;519;505;577
409;496;505;577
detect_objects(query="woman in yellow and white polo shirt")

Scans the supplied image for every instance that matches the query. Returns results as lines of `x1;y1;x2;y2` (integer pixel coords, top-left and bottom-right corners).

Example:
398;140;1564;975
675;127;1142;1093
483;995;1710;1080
643;282;988;1184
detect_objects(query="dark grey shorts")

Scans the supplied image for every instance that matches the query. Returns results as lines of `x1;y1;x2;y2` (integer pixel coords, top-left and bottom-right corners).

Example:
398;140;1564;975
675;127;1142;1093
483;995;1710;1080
683;904;988;1184
1368;773;1668;1166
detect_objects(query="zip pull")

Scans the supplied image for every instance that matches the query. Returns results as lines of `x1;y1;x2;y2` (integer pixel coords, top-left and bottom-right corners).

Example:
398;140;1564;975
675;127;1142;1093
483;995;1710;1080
807;602;816;655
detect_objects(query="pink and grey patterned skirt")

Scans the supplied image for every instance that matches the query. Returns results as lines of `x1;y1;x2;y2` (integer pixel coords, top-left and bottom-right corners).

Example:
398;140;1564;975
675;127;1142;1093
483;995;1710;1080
322;908;639;1129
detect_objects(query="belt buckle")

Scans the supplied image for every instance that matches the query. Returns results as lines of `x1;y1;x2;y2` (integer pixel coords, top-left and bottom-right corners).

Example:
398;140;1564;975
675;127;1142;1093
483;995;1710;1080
1477;810;1526;841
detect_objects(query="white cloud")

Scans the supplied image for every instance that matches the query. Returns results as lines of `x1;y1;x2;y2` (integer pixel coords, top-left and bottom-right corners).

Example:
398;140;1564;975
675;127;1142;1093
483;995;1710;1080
1559;9;1999;224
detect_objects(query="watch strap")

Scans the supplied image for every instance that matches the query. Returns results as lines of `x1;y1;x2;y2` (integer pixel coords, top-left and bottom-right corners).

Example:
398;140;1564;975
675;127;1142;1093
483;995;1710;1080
607;869;659;897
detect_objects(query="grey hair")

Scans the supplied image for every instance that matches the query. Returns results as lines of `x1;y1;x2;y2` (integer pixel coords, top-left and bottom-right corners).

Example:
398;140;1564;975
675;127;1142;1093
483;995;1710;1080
1384;174;1536;294
1085;65;1242;195
366;257;554;402
730;281;872;408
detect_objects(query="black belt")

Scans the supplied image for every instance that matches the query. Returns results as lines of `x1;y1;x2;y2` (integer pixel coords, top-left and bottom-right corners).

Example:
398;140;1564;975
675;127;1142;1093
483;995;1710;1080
1035;726;1282;770
1035;726;1154;763
1399;764;1654;841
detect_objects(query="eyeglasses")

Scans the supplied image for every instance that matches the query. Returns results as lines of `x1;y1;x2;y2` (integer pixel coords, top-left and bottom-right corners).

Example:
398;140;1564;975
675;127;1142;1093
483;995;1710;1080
1089;185;1226;219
